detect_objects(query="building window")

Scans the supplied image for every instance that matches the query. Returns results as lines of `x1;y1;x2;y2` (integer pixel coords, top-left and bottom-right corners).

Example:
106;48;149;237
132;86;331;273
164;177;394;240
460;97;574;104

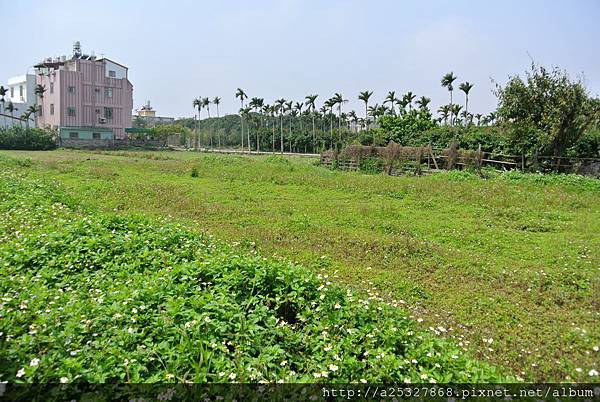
38;105;42;116
104;87;113;98
95;108;101;114
108;70;116;78
10;87;14;97
19;85;23;97
50;83;54;94
50;104;54;115
69;132;79;139
104;107;113;120
95;87;100;93
67;107;76;117
68;86;75;93
92;132;101;139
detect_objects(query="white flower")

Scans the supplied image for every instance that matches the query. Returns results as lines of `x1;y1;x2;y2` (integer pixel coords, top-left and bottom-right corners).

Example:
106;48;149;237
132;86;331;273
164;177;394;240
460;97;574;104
70;351;77;356
334;303;341;309
589;369;599;377
593;346;599;352
576;368;583;373
280;360;287;366
16;368;25;378
313;372;322;378
420;373;428;380
60;377;68;383
30;358;40;367
360;379;367;383
328;364;338;372
228;372;236;380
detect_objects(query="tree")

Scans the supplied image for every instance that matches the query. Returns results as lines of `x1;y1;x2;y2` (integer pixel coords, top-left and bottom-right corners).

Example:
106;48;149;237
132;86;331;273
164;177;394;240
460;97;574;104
25;105;38;129
305;94;318;152
192;98;202;149
459;81;474;115
384;91;397;115
6;101;16;127
235;88;248;151
494;63;592;158
0;86;7;128
331;93;346;142
358;91;373;132
202;97;211;147
275;98;286;153
213;97;222;147
416;96;431;111
404;91;416;111
35;84;46;99
441;72;457;124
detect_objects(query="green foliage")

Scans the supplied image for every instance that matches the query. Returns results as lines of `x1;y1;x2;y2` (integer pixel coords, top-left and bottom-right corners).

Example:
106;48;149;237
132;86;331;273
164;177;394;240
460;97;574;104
568;128;600;158
495;63;592;157
0;126;57;150
0;171;510;383
377;110;437;145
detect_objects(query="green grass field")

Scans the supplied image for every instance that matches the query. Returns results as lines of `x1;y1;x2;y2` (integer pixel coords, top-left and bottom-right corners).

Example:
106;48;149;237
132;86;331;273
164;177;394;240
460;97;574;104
1;149;598;382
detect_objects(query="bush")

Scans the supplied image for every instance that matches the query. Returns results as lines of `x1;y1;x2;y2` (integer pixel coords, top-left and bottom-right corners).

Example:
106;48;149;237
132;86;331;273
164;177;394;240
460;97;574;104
0;126;57;150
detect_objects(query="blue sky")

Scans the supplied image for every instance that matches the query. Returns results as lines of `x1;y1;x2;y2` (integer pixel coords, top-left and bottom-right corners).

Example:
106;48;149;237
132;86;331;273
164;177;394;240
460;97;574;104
2;0;599;118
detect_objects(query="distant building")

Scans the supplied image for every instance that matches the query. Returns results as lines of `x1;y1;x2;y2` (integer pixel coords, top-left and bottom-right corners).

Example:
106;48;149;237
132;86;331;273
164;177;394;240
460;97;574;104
34;41;134;139
133;100;175;127
1;74;36;127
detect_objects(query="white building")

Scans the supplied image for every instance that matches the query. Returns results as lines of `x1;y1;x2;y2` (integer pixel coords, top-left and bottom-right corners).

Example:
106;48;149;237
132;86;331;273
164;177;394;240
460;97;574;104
1;74;37;127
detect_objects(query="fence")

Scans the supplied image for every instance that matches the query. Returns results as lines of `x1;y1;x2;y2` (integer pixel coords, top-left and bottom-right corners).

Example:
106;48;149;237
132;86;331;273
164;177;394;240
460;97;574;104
320;142;600;178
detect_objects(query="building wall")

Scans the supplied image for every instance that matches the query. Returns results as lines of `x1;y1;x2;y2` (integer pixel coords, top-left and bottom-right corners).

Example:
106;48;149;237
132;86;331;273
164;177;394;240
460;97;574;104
36;58;133;139
3;75;36;127
59;127;113;140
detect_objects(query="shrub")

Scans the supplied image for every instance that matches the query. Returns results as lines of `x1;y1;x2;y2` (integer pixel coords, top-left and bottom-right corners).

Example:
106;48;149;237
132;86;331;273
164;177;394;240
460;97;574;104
0;126;57;150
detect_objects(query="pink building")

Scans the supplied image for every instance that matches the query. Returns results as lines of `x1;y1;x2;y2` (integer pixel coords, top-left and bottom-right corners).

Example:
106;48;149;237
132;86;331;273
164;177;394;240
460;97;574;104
34;43;133;139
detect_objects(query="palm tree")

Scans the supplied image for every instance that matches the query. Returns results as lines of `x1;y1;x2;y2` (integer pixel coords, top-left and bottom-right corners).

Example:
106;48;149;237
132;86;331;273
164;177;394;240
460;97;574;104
438;105;450;125
358;91;373;132
25;105;37;129
367;103;380;125
475;113;482;126
35;84;46;99
348;110;358;132
416;96;431;111
451;104;462;125
324;98;335;148
213;97;221;147
0;86;7;128
441;72;457;124
6;101;15;125
284;101;293;152
235;88;248;151
459;81;474;115
384;91;397;115
304;94;318;152
331;93;346;138
21;111;32;129
404;91;416;111
275;98;286;153
294;102;303;133
201;97;212;147
192;98;202;149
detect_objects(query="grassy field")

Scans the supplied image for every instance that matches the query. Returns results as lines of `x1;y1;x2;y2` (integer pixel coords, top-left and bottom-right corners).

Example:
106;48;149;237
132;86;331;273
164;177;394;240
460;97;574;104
1;149;598;382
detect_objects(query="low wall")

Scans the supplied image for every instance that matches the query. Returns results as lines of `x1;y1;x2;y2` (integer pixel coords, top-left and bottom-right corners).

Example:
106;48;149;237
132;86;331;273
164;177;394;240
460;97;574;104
59;138;166;149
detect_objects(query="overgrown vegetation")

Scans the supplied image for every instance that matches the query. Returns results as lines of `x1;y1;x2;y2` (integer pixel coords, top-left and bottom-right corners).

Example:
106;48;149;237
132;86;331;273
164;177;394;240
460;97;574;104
0;126;57;150
0;168;510;383
1;150;598;382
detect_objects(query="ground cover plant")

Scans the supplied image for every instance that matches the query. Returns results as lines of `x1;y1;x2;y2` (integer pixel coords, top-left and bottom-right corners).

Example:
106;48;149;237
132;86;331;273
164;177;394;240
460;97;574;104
0;150;598;383
0;168;511;383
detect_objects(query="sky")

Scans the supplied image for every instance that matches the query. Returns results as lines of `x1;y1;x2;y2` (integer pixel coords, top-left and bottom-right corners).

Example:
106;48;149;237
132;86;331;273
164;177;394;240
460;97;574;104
2;0;599;119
